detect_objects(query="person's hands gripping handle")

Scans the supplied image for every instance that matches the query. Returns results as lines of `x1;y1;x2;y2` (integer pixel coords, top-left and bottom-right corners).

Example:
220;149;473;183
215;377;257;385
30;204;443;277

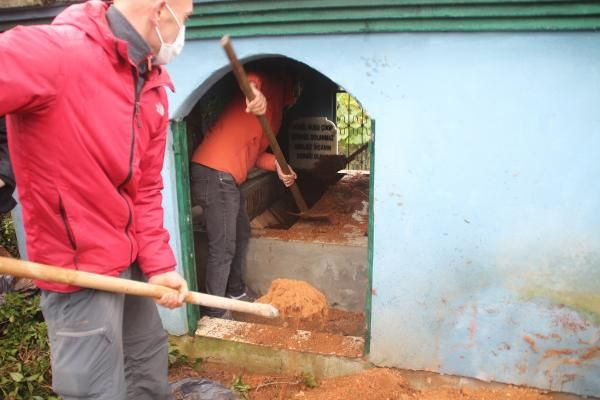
275;160;297;187
245;82;267;115
148;270;189;309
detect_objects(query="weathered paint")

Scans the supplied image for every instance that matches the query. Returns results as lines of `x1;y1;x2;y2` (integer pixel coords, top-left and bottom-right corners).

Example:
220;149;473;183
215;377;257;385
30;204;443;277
163;32;600;396
172;120;200;334
524;289;600;326
365;125;375;355
437;289;600;393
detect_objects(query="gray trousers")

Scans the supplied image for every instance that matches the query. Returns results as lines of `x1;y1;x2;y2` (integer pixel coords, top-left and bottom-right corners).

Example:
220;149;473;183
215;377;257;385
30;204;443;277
41;264;172;400
190;163;250;317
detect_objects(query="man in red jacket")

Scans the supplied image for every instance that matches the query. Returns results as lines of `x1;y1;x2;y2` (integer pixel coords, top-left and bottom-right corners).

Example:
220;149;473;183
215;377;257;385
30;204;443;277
190;68;298;319
0;0;265;398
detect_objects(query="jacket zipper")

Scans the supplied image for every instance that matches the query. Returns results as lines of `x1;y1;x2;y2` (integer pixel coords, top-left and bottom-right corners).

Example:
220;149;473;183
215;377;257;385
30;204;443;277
58;195;78;267
116;70;142;265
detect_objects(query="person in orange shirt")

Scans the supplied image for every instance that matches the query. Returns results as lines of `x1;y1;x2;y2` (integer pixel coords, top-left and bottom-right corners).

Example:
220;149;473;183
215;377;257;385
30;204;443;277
190;68;299;318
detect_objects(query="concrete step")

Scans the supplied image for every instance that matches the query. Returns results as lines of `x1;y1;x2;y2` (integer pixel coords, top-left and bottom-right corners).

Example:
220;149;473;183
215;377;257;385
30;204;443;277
171;316;369;379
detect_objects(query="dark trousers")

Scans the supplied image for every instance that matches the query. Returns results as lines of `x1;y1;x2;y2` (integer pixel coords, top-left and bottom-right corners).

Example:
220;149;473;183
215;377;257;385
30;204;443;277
190;163;250;317
41;264;171;400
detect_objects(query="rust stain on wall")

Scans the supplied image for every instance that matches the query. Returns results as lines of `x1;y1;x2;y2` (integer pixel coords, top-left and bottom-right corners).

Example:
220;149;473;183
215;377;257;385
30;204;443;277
543;348;575;359
581;346;600;361
524;336;539;353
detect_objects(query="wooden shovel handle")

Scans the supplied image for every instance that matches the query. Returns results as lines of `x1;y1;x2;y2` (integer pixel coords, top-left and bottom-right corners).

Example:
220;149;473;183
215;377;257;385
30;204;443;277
0;257;278;319
221;36;309;213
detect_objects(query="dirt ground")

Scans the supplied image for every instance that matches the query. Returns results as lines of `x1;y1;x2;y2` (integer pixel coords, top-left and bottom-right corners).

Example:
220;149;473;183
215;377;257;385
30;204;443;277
169;361;556;400
258;173;369;245
238;307;365;337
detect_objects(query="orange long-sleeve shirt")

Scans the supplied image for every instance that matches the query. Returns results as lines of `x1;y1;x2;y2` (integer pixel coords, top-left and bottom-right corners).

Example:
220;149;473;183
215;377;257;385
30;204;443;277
192;71;295;185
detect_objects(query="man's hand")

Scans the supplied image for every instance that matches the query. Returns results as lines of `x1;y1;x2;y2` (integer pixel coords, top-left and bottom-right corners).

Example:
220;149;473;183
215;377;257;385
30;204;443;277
275;160;298;187
0;178;5;189
148;270;189;309
245;83;267;115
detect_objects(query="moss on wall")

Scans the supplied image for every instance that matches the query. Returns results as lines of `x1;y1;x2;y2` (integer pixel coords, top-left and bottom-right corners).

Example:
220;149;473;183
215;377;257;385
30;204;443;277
525;288;600;326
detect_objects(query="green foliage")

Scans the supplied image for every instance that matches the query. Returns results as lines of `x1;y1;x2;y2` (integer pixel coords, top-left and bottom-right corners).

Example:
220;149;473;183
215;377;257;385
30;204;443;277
336;92;372;146
0;293;58;400
0;214;19;258
231;375;251;399
168;342;202;369
336;92;372;170
299;371;318;388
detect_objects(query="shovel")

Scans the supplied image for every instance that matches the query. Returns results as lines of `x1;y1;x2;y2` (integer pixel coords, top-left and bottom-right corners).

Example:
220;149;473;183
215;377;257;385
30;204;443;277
221;36;329;222
0;257;279;318
312;142;370;183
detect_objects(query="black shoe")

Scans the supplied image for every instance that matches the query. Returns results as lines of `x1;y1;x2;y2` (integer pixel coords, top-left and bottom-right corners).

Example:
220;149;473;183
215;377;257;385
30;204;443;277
228;287;258;302
219;310;234;320
203;310;234;320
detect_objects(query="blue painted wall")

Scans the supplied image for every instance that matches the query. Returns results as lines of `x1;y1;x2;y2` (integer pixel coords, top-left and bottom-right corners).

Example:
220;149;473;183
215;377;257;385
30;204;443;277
162;32;600;396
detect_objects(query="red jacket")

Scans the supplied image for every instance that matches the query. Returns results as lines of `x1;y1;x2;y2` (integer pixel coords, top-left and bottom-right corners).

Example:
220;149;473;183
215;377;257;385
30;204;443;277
191;71;295;185
0;1;176;292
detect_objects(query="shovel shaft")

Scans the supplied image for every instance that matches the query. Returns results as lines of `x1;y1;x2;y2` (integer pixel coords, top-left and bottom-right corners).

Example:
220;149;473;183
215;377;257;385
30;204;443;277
221;36;309;213
0;257;278;319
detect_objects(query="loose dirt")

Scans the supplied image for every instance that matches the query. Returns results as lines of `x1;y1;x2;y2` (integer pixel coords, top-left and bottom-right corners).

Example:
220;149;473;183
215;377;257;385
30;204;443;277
169;362;557;400
257;173;369;245
236;303;366;337
224;279;366;357
256;279;329;330
232;322;363;358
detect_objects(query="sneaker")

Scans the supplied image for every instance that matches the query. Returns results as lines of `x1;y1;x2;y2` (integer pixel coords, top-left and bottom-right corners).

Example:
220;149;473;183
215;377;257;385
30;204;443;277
228;287;258;302
219;310;234;320
202;308;234;320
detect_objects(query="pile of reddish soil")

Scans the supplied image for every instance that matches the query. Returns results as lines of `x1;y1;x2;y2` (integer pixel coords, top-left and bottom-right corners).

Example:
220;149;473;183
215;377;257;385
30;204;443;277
169;363;555;400
259;173;369;245
230;279;365;356
257;279;329;329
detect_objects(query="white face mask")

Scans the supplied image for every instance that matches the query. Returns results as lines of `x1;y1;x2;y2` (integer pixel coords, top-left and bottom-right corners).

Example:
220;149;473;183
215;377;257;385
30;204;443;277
153;4;185;65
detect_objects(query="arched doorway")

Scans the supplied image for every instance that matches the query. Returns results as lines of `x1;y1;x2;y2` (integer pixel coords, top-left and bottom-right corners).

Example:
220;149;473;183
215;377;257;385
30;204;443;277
172;55;374;354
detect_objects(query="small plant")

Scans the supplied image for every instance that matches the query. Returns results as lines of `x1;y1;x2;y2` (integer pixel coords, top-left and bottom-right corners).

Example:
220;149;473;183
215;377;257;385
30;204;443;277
299;371;318;388
231;375;251;399
168;342;185;366
168;342;202;369
0;292;58;400
0;213;19;258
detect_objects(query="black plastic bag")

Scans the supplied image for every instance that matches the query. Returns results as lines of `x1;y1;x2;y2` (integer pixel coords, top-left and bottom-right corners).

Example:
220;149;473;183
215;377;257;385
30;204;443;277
171;378;240;400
